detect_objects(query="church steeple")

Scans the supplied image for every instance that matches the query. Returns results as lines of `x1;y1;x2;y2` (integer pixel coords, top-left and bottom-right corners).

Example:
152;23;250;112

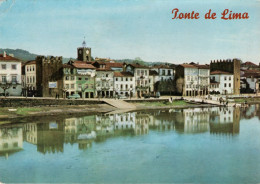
77;37;91;62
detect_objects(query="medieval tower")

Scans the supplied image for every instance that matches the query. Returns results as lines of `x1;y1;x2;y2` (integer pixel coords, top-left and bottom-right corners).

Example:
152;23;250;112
210;59;241;95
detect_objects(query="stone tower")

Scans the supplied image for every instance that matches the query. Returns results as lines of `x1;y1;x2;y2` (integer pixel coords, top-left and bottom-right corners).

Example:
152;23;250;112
210;58;241;95
77;38;91;62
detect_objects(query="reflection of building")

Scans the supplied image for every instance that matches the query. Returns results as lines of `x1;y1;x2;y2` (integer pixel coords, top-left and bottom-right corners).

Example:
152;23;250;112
23;123;37;145
183;108;210;133
37;121;64;154
114;112;136;130
0;125;23;158
135;113;150;135
209;107;240;135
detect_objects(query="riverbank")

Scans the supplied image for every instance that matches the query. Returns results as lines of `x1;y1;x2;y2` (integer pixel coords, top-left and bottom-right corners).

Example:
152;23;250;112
0;100;219;124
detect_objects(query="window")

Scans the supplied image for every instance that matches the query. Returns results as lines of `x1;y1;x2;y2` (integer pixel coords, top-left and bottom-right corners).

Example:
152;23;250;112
65;76;69;80
27;77;29;83
229;83;231;87
30;66;31;71
66;84;69;89
116;78;118;81
121;77;123;81
162;70;165;75
224;76;227;80
121;84;123;89
126;84;128;90
126;77;128;81
2;76;7;83
78;77;82;80
1;64;6;70
137;70;140;76
71;84;74;89
32;66;35;71
168;70;171;75
229;76;231;80
33;76;35;83
13;86;16;89
78;84;82;89
12;76;17;82
71;76;74;80
85;77;88;81
224;83;227;87
130;78;132;81
144;70;147;76
106;74;109;77
11;64;17;70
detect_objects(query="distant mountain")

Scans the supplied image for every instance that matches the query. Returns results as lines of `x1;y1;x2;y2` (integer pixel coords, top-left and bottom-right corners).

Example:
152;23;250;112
0;48;172;66
0;48;72;63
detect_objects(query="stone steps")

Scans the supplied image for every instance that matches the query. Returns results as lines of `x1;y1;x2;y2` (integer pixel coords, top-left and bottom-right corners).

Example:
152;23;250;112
103;99;136;109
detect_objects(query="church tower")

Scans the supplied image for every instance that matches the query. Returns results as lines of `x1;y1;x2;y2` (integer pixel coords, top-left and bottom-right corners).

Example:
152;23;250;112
77;37;91;62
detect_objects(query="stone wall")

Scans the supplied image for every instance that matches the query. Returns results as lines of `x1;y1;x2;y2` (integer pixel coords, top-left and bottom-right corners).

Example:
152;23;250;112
0;98;104;107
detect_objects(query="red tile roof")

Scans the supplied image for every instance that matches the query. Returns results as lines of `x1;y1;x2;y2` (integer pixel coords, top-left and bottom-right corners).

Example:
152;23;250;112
210;70;233;75
242;61;258;66
25;60;36;65
72;61;96;69
105;62;124;69
0;54;20;62
180;64;197;68
114;72;133;77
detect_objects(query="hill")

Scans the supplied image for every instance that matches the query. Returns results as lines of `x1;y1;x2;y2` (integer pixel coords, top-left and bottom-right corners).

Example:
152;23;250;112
0;48;72;63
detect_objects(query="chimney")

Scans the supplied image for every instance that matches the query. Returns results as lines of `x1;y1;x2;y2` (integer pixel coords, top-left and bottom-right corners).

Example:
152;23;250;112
3;51;6;57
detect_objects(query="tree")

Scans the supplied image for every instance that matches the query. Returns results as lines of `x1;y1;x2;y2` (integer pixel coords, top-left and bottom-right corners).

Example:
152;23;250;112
0;81;12;97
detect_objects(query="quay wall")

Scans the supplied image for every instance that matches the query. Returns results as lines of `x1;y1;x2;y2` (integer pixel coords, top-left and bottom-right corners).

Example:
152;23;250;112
0;98;104;107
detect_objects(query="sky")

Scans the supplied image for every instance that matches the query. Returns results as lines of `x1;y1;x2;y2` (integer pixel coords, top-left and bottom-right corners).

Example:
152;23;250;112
0;0;260;64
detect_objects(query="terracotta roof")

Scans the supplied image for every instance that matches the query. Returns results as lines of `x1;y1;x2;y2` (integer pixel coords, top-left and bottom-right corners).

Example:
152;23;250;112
149;70;159;76
105;62;124;69
0;54;21;62
242;61;258;66
114;72;133;77
196;64;210;69
243;69;260;74
242;73;260;78
72;61;96;69
180;64;197;68
210;70;233;75
25;60;36;65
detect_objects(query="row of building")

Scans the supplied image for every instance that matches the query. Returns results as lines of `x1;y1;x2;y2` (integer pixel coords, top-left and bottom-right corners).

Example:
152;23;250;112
0;41;260;97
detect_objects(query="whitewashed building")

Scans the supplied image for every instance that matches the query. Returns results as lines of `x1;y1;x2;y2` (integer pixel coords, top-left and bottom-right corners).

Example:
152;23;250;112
151;64;174;81
210;70;234;94
125;63;150;97
175;64;210;96
0;52;22;96
114;71;135;97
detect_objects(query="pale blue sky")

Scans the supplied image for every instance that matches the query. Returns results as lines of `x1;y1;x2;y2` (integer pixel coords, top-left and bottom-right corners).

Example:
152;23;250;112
0;0;260;64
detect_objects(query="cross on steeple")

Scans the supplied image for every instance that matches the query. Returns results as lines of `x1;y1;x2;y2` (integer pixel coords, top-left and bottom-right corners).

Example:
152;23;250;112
82;36;86;48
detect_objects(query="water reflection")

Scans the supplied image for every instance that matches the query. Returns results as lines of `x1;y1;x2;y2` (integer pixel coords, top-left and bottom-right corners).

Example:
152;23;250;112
1;105;258;157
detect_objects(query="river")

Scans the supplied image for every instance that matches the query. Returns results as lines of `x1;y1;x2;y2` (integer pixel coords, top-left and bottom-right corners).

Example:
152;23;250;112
0;105;260;183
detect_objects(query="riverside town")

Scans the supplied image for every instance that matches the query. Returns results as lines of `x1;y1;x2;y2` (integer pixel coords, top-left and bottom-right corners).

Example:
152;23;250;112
1;0;260;183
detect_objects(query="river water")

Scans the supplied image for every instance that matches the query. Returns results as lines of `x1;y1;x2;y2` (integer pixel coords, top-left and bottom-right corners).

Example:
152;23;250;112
0;105;260;183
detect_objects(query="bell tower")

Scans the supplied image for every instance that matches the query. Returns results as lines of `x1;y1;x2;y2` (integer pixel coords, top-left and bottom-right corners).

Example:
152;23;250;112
77;37;91;62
